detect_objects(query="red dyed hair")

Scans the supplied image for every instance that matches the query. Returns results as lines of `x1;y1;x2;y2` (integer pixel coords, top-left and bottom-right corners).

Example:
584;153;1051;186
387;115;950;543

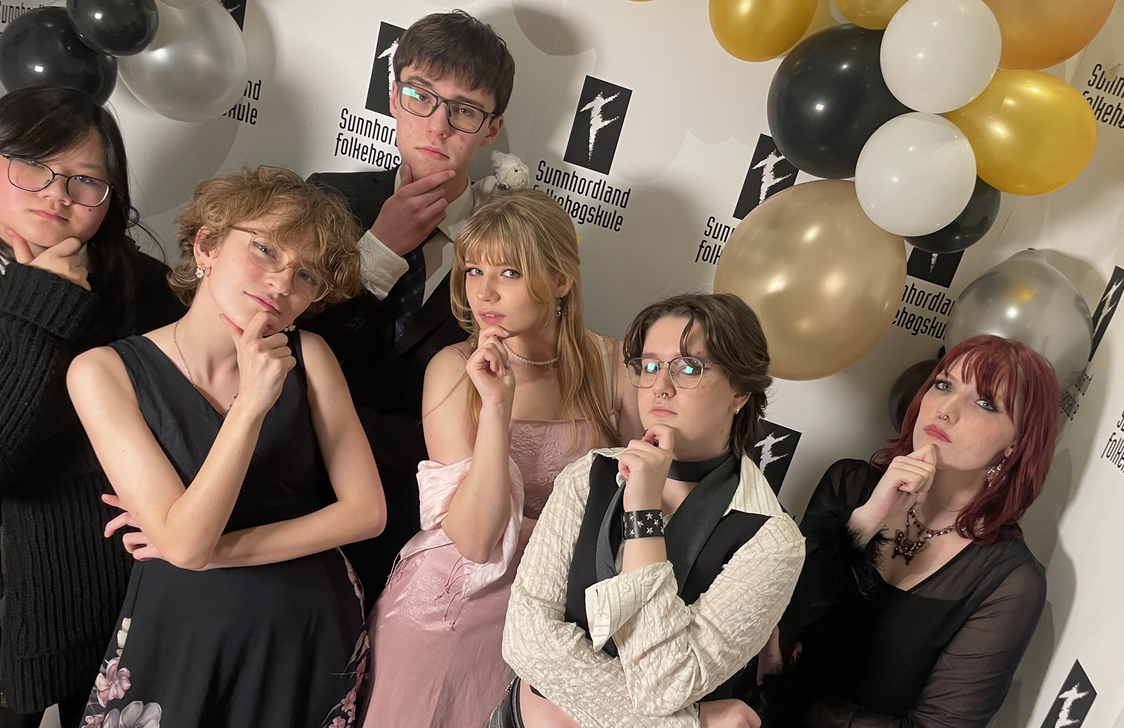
873;335;1061;545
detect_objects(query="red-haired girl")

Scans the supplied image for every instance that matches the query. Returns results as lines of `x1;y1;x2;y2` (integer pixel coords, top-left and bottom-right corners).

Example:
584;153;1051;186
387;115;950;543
759;334;1060;728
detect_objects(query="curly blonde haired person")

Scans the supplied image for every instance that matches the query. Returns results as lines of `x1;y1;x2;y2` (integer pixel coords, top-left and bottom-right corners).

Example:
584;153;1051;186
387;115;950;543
168;165;362;313
66;165;384;724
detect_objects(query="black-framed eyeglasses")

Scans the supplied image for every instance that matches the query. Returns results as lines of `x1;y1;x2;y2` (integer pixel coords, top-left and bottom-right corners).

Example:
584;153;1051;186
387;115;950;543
2;154;111;207
230;226;333;303
625;356;711;389
396;83;497;134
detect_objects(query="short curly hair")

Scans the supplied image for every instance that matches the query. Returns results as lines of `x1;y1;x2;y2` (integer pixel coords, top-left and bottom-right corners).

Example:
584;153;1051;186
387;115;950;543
169;166;362;314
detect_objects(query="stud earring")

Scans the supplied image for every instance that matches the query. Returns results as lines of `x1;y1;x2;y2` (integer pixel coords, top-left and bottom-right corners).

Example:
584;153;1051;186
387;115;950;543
734;405;740;415
195;264;204;280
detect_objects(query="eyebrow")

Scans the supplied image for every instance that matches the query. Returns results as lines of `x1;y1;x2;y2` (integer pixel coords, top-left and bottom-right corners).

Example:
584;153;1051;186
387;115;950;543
401;76;489;108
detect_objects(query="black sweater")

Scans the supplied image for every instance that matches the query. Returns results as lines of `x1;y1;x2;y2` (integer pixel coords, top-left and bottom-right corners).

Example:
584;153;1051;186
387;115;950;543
0;252;184;712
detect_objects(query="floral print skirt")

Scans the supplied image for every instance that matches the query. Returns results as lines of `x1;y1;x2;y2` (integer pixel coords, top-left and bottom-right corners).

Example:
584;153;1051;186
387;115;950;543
80;549;368;728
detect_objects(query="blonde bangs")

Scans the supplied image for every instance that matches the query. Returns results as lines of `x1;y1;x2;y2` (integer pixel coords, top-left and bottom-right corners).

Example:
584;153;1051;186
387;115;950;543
447;188;619;450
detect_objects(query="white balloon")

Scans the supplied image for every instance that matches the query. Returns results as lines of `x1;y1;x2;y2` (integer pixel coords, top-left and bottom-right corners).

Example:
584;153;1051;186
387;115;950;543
880;0;1001;113
119;1;247;122
855;113;977;237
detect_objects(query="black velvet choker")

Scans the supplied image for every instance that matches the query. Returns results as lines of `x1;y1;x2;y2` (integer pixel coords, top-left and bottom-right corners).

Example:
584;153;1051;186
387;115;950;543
667;450;732;483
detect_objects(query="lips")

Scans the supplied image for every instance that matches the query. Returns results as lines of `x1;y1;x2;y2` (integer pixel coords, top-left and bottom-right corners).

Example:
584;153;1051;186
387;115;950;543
419;146;448;159
650;406;675;417
479;312;504;323
923;424;951;443
31;209;66;222
246;293;280;313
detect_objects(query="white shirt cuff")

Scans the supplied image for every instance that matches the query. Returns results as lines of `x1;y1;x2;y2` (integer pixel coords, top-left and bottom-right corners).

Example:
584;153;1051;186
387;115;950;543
358;230;410;300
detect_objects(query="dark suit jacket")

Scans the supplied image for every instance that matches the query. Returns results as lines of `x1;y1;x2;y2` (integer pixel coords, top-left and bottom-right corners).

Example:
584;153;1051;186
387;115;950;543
303;167;467;610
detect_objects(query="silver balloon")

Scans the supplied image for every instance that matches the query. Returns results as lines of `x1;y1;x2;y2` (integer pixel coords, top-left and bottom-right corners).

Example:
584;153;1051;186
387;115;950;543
118;0;247;122
946;249;1093;387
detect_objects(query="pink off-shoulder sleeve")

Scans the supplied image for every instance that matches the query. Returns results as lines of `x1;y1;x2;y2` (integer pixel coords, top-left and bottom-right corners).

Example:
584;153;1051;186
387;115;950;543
394;457;525;598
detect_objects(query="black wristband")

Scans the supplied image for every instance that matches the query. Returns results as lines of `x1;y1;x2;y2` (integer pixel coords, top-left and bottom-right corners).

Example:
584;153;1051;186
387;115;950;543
622;509;665;540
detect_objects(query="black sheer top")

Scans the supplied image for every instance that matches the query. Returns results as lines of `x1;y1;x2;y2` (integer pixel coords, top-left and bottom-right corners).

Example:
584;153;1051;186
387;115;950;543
767;459;1047;728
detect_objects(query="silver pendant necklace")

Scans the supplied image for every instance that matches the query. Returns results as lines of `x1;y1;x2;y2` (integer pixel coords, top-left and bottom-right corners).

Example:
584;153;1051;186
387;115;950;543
173;319;237;416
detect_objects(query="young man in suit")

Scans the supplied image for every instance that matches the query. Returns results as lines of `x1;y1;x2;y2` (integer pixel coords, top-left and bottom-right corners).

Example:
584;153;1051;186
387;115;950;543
304;11;515;609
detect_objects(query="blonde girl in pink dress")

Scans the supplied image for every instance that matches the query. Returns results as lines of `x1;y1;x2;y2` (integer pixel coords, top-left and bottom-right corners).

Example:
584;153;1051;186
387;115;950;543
360;188;642;728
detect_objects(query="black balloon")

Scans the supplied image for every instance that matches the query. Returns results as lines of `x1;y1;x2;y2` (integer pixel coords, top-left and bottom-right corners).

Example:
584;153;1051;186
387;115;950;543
888;359;939;433
67;0;159;56
907;177;1002;255
767;25;909;180
0;7;117;104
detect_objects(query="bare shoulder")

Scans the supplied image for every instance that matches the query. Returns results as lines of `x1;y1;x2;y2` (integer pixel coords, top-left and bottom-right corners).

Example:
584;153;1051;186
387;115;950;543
297;329;335;366
426;344;472;383
67;345;133;405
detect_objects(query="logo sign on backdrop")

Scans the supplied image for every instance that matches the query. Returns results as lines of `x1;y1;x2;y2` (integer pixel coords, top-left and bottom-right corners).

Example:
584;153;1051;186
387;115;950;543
753;420;801;495
1040;660;1096;728
221;0;246;31
366;22;406;118
0;3;45;28
906;248;963;289
219;0;260;125
534;78;634;233
733;135;798;220
1061;265;1123;420
1090;266;1124;359
563;76;631;176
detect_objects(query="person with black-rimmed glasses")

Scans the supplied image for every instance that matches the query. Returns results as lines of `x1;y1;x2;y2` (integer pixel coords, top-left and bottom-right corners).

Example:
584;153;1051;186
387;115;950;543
0;85;184;728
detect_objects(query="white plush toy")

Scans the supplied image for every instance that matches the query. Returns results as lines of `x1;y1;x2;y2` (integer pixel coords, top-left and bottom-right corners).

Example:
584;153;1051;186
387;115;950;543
479;150;530;195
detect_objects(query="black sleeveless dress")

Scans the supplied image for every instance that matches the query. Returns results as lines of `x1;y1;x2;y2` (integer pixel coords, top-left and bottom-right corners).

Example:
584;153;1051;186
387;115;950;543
79;332;369;728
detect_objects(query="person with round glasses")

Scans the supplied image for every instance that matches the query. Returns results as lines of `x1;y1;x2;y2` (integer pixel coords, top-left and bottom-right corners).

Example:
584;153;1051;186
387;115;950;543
68;166;387;725
495;293;804;728
0;86;185;727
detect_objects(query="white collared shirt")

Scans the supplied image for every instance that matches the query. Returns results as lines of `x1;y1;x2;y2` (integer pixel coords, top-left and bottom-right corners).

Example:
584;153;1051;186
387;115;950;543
356;168;478;304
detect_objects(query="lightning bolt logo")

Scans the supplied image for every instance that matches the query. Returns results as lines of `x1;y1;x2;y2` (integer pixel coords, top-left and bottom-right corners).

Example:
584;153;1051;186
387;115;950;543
580;92;622;162
379;39;399;102
756;432;792;474
753;150;795;204
1093;276;1122;346
1054;684;1091;728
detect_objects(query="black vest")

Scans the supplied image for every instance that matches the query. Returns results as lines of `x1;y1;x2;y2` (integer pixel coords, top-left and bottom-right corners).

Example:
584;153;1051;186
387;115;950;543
564;454;771;702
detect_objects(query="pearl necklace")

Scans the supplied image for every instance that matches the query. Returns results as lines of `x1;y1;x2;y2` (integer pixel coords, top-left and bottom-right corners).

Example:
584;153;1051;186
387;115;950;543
502;339;559;366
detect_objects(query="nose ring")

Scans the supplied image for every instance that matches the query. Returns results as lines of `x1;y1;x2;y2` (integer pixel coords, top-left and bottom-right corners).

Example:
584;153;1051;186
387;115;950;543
937;413;949;422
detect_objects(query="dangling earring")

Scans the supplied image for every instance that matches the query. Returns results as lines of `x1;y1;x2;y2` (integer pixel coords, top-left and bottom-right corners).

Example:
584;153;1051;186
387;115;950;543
986;459;1006;488
195;264;204;280
556;299;562;318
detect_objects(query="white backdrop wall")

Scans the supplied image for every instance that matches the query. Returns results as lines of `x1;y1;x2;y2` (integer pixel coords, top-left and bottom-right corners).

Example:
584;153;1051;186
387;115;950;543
3;0;1123;726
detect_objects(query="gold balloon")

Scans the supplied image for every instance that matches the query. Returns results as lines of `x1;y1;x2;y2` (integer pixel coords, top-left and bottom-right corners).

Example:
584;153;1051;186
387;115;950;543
946;71;1097;196
984;0;1115;70
713;180;906;381
835;0;909;30
709;0;818;62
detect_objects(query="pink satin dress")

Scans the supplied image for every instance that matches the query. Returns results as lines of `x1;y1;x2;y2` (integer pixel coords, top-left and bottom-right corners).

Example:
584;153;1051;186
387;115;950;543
361;342;618;728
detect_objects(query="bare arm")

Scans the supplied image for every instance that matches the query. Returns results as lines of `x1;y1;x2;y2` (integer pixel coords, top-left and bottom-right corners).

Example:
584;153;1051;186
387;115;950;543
207;332;385;567
69;346;268;571
421;337;515;564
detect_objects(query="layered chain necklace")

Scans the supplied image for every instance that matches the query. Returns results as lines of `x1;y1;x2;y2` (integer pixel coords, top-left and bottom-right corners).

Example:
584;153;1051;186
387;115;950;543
891;507;956;565
173;319;238;416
